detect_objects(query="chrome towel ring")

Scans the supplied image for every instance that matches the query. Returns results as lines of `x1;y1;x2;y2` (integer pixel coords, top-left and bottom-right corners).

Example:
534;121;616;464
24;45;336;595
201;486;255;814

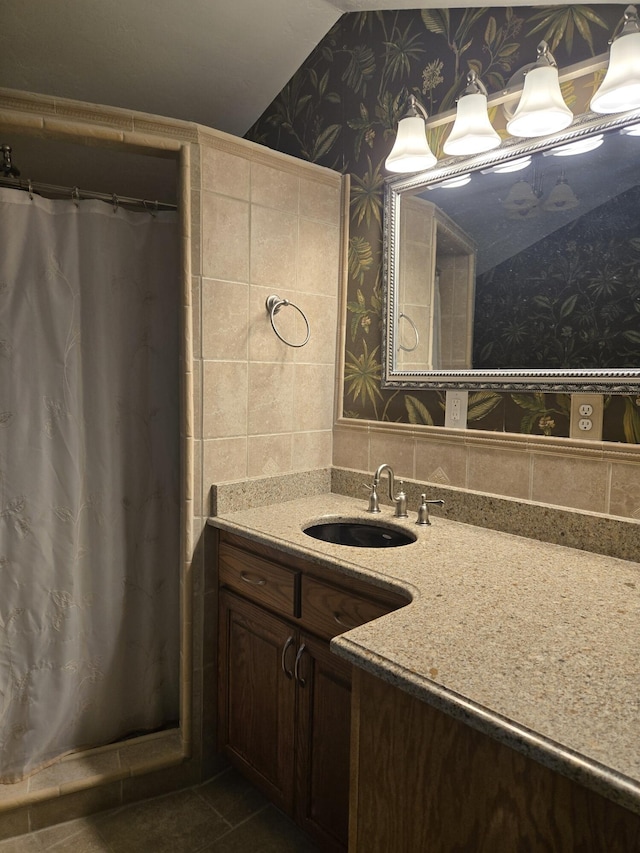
398;312;419;353
265;294;310;348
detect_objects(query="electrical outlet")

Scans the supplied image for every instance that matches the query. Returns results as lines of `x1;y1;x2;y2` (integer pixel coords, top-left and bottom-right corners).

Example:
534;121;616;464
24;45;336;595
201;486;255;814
570;394;603;440
445;390;468;429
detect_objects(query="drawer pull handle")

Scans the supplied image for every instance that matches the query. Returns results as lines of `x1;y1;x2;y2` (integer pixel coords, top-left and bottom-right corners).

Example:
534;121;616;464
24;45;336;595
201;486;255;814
294;643;307;687
334;611;358;630
240;571;266;586
281;636;295;679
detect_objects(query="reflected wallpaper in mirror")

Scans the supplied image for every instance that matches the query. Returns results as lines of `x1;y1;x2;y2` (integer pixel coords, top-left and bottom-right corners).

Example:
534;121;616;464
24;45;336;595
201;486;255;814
413;129;640;372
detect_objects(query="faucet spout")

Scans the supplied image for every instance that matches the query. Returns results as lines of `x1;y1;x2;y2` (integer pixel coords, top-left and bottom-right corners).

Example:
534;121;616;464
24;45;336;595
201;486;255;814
373;463;408;518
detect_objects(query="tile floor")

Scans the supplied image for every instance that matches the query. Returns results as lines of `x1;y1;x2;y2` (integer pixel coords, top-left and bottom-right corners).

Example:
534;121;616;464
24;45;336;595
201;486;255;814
0;768;320;852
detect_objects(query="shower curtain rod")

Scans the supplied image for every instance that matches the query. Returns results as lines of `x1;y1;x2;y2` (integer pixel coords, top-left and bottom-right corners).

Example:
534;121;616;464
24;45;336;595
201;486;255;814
0;176;177;211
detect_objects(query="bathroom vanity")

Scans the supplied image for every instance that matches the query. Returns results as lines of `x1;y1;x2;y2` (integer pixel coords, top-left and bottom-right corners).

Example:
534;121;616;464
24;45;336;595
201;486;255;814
209;487;640;851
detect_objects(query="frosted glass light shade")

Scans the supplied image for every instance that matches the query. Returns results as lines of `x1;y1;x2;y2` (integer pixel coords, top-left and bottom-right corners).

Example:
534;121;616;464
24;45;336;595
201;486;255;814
385;115;437;172
506;66;573;137
591;31;640;113
503;180;538;212
443;93;501;155
543;178;579;211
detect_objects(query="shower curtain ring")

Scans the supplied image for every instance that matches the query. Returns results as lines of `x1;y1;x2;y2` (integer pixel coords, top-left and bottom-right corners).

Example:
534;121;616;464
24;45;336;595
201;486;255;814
27;179;34;201
71;186;80;207
112;194;119;213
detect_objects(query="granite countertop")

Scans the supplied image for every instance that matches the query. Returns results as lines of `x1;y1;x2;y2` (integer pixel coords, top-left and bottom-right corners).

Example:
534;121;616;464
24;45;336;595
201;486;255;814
207;491;640;815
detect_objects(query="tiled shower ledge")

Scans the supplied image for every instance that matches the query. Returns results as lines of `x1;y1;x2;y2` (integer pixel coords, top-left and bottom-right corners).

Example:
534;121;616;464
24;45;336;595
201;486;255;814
0;730;183;813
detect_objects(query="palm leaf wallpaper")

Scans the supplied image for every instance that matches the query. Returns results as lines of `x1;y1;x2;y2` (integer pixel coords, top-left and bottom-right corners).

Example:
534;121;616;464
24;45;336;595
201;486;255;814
245;5;640;442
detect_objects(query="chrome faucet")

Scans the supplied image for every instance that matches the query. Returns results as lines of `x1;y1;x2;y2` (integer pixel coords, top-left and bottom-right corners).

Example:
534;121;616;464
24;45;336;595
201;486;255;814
367;463;408;518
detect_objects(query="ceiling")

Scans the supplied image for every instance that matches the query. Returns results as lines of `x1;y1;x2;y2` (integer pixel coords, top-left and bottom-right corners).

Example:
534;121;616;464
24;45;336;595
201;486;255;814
0;0;623;202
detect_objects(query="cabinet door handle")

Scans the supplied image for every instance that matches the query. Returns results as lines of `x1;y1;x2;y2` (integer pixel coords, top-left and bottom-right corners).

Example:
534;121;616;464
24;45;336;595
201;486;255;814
240;571;266;586
281;635;295;679
333;611;357;630
294;643;307;687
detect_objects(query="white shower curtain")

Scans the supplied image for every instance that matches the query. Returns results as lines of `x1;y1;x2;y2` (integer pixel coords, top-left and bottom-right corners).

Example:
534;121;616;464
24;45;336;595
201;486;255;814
0;187;180;782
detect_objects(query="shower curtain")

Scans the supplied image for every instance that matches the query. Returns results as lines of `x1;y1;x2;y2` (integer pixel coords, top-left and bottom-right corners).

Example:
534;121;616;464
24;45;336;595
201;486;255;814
0;187;180;782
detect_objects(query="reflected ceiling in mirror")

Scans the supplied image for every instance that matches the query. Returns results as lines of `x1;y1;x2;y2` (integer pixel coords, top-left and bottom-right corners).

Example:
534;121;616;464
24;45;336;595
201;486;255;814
383;110;640;392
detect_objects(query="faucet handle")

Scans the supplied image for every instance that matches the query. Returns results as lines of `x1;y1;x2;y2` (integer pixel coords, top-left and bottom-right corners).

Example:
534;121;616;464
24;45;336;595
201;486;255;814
363;482;381;513
416;494;445;525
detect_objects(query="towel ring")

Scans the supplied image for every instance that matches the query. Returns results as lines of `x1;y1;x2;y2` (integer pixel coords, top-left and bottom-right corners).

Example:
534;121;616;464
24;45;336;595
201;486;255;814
398;312;419;353
265;294;310;348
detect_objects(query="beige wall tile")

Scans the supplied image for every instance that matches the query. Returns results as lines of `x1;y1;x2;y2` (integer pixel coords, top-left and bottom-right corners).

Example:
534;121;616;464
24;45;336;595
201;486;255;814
296;218;340;297
607;462;640;519
415;438;468;488
202;193;249;283
332;424;370;472
293;364;335;431
369;431;415;481
292;431;332;471
531;453;608;512
203;437;248;486
248;433;293;477
250;206;297;290
247;362;294;435
251;162;299;211
299;177;341;223
467;446;530;499
202;279;249;361
202;361;248;438
191;275;201;359
292;293;338;366
201;146;250;199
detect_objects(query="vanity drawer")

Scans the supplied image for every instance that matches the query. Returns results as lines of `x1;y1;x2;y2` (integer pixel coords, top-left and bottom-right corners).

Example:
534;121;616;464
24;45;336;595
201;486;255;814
218;542;299;618
301;576;393;640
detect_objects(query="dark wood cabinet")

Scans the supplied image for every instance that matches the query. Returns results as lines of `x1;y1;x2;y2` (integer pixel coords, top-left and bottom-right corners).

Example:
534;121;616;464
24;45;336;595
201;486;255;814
216;531;407;852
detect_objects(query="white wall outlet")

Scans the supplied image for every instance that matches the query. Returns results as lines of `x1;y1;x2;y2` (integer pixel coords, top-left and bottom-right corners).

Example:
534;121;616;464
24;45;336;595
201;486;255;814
445;390;468;429
570;394;603;440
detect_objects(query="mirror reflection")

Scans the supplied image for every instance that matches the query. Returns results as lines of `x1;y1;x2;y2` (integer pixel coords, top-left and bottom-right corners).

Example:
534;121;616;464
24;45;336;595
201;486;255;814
384;114;640;390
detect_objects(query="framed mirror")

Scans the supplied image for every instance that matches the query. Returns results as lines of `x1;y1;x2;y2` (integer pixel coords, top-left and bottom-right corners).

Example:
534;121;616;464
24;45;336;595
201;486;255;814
382;109;640;392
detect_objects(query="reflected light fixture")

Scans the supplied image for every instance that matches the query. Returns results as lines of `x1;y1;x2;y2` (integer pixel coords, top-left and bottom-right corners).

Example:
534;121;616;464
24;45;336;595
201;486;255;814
443;71;501;155
544;134;604;156
385;94;437;173
591;5;640;113
503;180;540;214
542;174;579;211
506;41;573;137
481;155;532;174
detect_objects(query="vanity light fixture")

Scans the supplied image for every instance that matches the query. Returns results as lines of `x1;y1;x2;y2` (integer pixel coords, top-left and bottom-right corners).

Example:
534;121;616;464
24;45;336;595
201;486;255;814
620;120;640;133
543;134;604;156
443;71;501;156
385;94;437;173
506;41;573;138
591;5;640;113
542;173;579;211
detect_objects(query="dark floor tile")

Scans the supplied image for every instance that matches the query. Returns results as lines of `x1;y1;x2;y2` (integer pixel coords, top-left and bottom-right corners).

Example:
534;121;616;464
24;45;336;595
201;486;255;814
197;768;269;827
93;789;228;853
202;805;320;853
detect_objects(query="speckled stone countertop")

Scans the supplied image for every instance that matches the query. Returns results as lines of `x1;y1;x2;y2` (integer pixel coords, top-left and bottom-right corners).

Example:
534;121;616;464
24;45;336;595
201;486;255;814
208;490;640;815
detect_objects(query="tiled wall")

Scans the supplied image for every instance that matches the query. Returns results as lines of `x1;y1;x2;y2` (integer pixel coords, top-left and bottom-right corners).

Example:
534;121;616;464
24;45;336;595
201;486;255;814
195;136;343;494
333;419;640;520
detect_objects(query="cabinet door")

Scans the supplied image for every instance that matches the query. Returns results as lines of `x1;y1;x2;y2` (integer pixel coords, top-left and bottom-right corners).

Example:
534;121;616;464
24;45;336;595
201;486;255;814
295;632;351;852
218;590;296;813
